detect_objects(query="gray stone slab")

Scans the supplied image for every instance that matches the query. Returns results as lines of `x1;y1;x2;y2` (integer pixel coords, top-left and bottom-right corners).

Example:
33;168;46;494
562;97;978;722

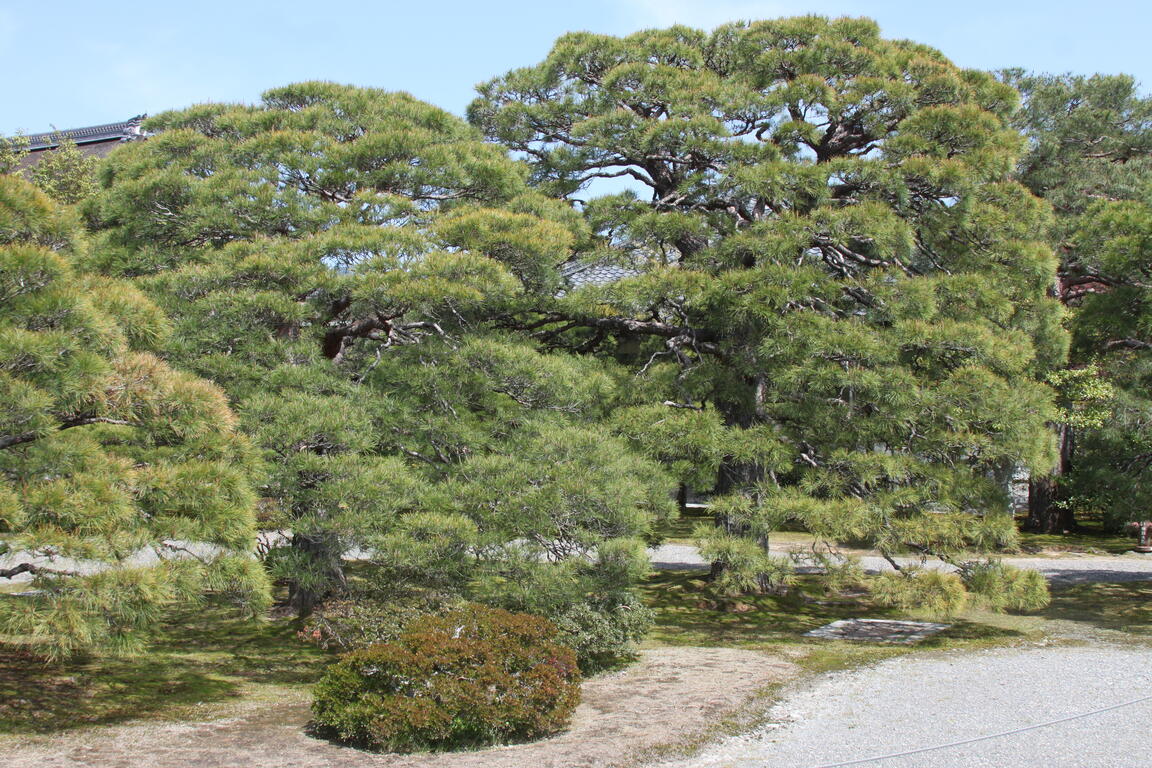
805;618;950;644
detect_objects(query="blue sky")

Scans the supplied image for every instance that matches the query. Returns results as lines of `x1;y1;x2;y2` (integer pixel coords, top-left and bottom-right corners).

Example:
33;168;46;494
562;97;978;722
3;0;1148;135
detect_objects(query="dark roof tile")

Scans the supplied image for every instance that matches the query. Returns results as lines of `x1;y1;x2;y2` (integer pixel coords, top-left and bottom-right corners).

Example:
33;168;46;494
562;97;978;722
24;116;147;152
559;261;642;289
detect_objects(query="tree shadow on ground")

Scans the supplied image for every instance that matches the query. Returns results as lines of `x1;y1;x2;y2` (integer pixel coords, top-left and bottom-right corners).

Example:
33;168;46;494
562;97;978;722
0;601;330;734
1044;581;1152;634
640;572;1030;652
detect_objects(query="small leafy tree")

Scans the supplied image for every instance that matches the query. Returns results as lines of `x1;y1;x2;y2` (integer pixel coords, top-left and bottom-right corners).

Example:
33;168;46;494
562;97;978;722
0;134;29;176
0;174;268;659
30;136;100;204
0;133;99;204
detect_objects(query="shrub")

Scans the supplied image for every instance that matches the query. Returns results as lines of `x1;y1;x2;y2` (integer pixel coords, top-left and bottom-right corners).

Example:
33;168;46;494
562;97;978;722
299;590;462;652
311;604;581;752
962;560;1051;612
870;569;969;616
551;596;653;673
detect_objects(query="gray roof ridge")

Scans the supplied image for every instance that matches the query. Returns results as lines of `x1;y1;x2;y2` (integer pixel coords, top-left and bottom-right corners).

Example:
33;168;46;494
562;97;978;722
23;115;147;151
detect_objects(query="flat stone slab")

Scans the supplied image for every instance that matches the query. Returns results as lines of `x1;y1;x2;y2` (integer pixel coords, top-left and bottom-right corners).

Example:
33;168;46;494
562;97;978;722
805;618;950;644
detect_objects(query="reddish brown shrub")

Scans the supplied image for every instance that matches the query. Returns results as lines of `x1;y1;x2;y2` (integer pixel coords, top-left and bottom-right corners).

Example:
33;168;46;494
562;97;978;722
311;603;581;751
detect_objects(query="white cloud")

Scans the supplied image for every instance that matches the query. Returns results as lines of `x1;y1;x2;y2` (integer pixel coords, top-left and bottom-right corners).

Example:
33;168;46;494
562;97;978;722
614;0;799;31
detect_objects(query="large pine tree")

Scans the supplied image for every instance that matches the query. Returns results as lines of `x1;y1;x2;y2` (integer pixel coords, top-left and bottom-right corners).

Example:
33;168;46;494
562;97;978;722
84;83;673;653
470;17;1066;593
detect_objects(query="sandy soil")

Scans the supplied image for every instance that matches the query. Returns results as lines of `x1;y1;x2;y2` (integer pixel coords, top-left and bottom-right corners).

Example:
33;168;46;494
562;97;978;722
1;647;796;768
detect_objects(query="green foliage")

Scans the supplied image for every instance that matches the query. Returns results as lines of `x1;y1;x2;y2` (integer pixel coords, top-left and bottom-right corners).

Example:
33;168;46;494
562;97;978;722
870;569;969;617
0;133;99;204
28;137;99;205
311;604;581;752
1045;365;1115;430
84;83;671;657
550;594;653;673
300;589;463;652
471;16;1064;596
1009;70;1152;528
0;175;267;659
0;135;29;177
961;560;1050;612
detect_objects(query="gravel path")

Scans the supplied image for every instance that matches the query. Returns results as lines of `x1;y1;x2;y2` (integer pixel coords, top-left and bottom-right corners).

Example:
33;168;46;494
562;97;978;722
650;645;1152;768
649;544;1152;584
7;538;1151;586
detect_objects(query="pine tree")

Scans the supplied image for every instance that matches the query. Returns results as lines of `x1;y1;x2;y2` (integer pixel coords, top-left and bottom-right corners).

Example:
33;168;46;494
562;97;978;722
0;174;268;659
84;83;673;643
470;17;1065;595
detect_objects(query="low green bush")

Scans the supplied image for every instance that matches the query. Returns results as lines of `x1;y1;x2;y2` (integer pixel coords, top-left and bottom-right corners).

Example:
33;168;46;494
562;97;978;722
311;604;581;752
551;595;653;673
870;569;969;616
962;560;1051;611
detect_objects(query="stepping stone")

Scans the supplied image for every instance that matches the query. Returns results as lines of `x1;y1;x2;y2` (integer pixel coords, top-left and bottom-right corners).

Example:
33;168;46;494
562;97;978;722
804;618;950;644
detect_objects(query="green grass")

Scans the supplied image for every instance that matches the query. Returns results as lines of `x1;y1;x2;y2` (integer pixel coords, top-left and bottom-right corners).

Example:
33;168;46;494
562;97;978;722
640;571;891;648
656;506;712;544
1015;521;1136;555
0;600;332;735
638;571;1036;663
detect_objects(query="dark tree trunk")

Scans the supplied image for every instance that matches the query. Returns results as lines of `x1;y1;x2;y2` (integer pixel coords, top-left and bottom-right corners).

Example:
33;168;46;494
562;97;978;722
287;533;346;618
709;436;768;585
706;388;775;586
1026;424;1077;533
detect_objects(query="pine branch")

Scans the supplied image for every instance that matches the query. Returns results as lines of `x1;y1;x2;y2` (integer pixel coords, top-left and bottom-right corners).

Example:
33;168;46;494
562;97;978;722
1104;338;1152;351
0;562;79;579
0;417;132;451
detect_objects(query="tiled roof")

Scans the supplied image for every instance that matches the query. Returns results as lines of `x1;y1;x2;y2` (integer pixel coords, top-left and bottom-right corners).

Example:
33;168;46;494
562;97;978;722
559;260;641;289
24;116;147;152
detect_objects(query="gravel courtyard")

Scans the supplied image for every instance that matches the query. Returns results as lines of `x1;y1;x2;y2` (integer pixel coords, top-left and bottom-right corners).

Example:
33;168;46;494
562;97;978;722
652;645;1152;768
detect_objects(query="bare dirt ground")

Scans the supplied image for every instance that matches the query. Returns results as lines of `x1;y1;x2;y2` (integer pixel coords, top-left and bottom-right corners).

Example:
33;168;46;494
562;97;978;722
1;647;797;768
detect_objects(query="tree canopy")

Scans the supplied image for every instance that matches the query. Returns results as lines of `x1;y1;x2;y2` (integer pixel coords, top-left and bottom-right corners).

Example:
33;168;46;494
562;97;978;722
470;17;1065;593
1009;71;1152;530
83;82;674;656
9;18;1119;663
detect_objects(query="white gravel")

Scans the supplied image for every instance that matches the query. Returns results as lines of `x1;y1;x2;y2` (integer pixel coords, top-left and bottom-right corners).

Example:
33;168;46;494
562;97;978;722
650;645;1152;768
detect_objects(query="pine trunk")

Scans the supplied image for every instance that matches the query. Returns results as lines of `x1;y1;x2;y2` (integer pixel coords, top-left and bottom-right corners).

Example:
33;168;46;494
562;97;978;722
1026;424;1076;533
287;533;346;618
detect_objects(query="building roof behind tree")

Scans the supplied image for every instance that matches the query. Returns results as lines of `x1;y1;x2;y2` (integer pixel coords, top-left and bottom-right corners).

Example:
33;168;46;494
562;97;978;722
559;260;642;290
22;116;147;159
